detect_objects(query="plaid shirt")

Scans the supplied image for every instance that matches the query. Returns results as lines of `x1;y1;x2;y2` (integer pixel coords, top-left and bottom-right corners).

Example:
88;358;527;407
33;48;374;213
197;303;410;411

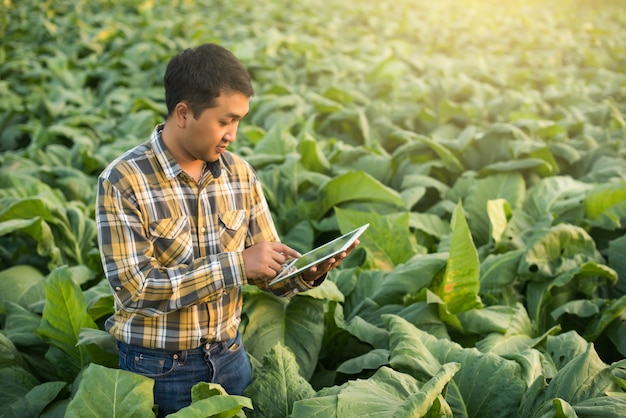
96;125;314;350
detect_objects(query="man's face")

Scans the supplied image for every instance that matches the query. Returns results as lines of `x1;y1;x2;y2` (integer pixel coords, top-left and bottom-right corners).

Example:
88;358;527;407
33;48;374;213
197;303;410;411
183;92;249;162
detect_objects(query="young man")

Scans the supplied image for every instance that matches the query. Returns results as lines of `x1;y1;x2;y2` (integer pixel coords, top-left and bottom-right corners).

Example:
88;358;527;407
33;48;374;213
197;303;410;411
96;43;356;417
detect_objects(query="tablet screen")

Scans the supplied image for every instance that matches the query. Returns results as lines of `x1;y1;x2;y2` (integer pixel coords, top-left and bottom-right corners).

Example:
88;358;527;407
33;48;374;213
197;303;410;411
269;223;369;285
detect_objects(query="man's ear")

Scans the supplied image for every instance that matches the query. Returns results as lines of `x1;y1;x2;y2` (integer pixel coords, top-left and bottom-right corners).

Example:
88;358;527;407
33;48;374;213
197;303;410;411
175;102;190;126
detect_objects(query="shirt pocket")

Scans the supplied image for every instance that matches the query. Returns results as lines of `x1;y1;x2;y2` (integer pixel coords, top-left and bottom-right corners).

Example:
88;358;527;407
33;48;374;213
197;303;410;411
149;217;193;266
218;210;247;251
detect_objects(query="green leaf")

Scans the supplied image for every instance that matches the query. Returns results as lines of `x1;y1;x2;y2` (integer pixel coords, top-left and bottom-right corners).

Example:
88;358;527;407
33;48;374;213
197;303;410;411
35;266;99;377
169;383;251;418
336;207;419;270
293;365;456;418
583;294;626;341
0;265;46;308
65;364;155;418
242;293;325;380
1;301;44;347
371;252;447;306
0;367;40;416
244;343;315;418
301;279;345;302
1;381;66;418
0;217;62;267
318;171;405;218
336;348;390;375
298;133;331;173
383;315;527;418
408;212;451;239
464;173;525;245
473;304;560;355
546;331;592;371
546;342;620;404
479;250;524;297
435;201;482;329
393;362;460;417
584;180;626;229
523;176;592;223
518;224;605;281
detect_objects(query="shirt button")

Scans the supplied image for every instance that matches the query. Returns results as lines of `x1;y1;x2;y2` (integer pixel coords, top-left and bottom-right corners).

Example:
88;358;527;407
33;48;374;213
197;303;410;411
115;287;121;291
201;227;206;233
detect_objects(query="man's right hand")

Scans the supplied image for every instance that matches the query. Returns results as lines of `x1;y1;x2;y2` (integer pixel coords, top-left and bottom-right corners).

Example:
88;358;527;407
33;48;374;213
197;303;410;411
242;241;300;287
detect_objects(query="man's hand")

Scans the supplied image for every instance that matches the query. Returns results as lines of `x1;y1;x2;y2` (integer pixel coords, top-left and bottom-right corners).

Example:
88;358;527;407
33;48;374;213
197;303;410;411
300;240;360;283
242;241;300;286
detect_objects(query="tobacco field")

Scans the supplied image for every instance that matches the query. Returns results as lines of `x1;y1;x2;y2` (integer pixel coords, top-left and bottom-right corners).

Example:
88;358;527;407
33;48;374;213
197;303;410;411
1;0;626;416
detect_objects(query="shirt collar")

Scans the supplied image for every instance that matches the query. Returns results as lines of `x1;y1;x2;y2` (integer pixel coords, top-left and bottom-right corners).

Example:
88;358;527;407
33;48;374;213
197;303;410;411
151;124;227;181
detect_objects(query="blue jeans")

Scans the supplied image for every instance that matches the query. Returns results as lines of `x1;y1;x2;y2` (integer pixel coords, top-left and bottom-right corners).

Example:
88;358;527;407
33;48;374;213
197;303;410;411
117;332;252;418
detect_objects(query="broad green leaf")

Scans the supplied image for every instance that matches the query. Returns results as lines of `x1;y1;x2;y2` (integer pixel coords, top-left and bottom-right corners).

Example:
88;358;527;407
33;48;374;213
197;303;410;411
1;381;66;418
504;349;546;389
606;311;626;357
384;313;443;380
487;198;512;244
298;133;331;174
336;348;390;375
464;173;525;246
301;279;345;303
35;266;99;377
0;332;25;369
435;201;482;330
551;300;600;321
473;305;560;356
583;294;626;341
518;224;604;281
83;278;115;320
0;264;46;308
1;301;43;347
293;366;456;418
546;343;619;405
244;344;315;418
546;331;592;371
242;293;325;380
0;367;40;416
0;217;61;267
65;364;155;418
607;235;626;297
170;384;251;418
573;394;626;417
253;123;299;156
319;171;405;219
335;311;389;350
408;212;451;239
75;328;119;368
336;207;419;270
480;158;556;177
391;130;464;173
371;252;447;306
393;362;460;418
479;250;524;298
458;304;518;335
383;315;527;418
523;176;592;223
584;180;626;229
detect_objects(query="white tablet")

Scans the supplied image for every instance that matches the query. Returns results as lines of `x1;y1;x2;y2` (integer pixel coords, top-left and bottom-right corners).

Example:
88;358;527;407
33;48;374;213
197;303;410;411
269;223;369;285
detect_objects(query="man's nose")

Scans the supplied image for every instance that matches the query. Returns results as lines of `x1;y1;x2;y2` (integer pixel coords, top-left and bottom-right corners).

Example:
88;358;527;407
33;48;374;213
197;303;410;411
224;125;238;142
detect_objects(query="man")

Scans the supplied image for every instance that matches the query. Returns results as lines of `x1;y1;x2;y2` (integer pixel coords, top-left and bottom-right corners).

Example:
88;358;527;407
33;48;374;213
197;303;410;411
96;43;356;417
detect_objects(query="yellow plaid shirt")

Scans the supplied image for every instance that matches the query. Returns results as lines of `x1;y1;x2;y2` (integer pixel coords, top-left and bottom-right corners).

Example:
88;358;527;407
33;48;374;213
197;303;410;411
96;125;314;350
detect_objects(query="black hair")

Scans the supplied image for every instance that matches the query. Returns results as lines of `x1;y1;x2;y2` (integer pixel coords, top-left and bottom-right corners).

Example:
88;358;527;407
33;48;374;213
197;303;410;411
163;43;254;117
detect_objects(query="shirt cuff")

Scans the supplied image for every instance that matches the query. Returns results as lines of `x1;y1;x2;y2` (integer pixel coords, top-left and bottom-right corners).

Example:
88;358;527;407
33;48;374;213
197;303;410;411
295;272;327;290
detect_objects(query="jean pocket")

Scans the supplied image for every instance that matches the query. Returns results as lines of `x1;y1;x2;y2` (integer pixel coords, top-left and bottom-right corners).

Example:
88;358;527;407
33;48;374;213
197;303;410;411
226;333;243;353
129;350;180;378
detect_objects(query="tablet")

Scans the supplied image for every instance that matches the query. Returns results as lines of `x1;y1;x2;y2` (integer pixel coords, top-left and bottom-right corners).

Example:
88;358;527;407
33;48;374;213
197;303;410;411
269;223;369;285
